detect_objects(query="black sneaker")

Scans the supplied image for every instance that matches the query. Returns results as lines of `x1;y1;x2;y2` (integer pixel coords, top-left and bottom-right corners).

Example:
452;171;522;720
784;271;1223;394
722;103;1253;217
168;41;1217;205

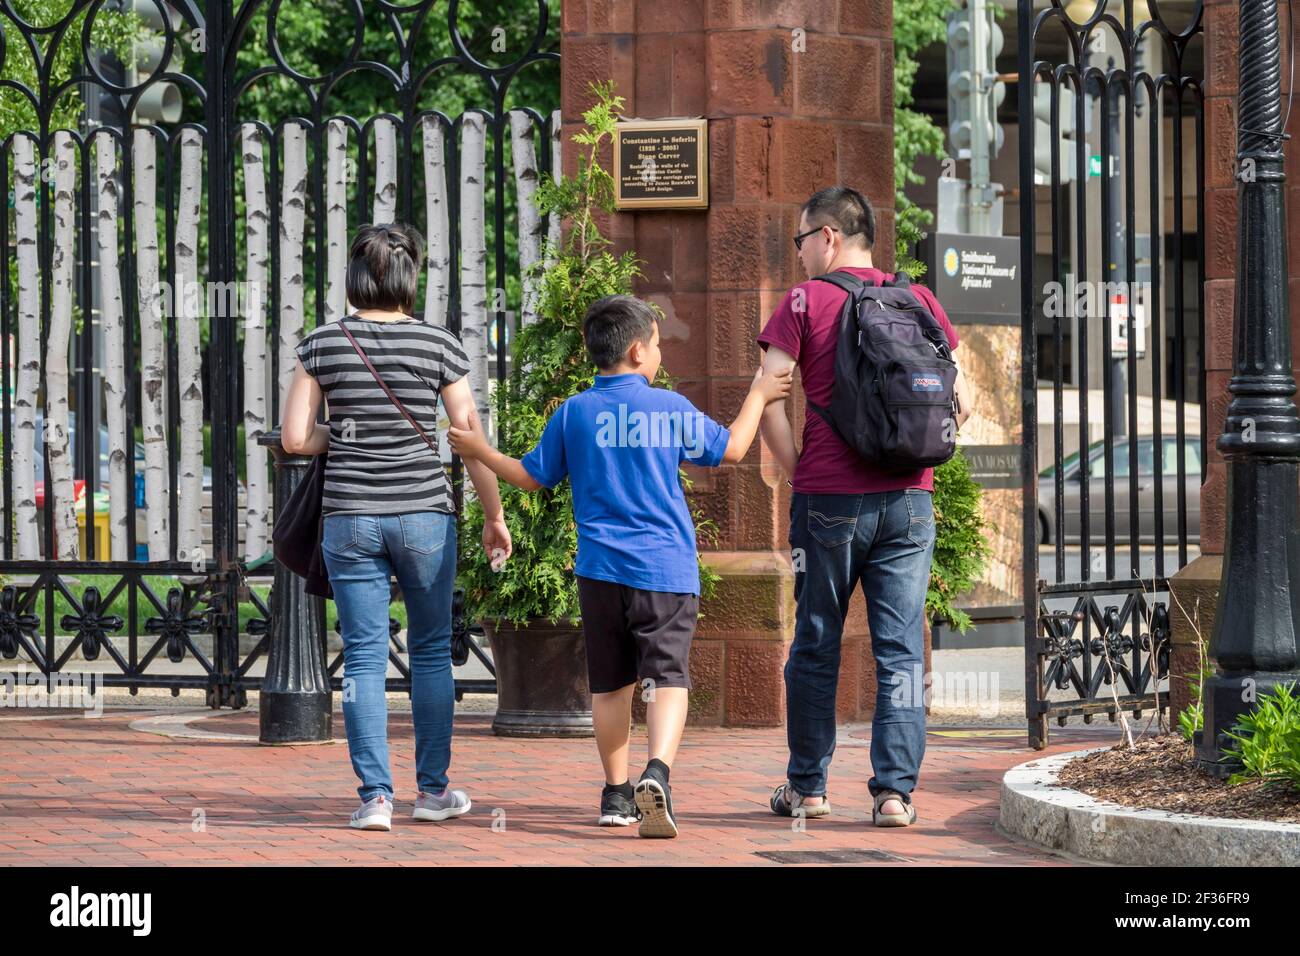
634;764;678;839
597;784;640;827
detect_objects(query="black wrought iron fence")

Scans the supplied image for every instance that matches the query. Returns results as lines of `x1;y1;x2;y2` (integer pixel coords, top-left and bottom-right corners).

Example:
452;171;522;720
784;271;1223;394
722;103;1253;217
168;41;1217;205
0;0;558;705
1017;0;1204;747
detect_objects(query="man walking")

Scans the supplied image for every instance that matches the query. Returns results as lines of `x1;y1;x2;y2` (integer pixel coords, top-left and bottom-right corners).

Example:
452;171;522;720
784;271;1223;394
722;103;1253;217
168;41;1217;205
757;186;972;826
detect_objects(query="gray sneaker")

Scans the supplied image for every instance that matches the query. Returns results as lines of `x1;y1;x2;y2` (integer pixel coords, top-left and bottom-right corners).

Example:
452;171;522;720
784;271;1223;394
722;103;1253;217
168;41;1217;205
350;794;394;831
412;788;472;822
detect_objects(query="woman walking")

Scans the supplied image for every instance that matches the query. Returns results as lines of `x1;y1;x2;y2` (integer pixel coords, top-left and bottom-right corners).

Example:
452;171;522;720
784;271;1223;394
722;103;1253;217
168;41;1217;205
281;222;511;830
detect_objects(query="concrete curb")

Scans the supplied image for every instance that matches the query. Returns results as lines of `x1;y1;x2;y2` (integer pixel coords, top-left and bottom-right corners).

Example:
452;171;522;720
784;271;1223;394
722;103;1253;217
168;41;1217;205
129;711;343;745
999;748;1300;866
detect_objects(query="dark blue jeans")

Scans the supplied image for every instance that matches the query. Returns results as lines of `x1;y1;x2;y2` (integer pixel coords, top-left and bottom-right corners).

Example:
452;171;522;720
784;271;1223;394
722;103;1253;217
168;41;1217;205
785;489;936;802
321;511;457;801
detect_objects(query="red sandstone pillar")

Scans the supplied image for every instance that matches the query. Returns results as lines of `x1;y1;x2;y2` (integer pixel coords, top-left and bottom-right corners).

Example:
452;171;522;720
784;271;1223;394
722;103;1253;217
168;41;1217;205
1169;0;1300;716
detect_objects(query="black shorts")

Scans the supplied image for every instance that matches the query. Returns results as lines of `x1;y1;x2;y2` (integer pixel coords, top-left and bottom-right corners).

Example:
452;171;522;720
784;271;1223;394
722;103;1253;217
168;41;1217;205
576;575;699;694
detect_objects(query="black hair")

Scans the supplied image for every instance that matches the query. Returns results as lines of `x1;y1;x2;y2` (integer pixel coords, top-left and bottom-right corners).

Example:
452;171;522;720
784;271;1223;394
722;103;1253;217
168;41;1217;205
346;222;423;315
582;295;658;370
802;185;876;249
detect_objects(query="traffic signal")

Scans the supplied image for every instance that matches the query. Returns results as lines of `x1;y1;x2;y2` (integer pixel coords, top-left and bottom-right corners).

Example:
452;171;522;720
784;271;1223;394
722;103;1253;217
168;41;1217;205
128;0;182;124
1032;83;1077;185
945;3;1005;163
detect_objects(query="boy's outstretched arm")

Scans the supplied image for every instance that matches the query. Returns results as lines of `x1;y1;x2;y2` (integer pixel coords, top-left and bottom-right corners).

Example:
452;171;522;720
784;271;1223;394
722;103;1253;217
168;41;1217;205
720;366;793;464
447;413;542;491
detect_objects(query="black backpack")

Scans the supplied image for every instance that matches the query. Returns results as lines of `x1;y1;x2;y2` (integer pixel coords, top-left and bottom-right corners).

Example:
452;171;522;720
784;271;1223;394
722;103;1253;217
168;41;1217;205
808;271;959;472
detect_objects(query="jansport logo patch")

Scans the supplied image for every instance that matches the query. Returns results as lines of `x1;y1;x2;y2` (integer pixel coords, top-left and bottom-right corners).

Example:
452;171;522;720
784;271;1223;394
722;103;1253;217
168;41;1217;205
911;371;943;392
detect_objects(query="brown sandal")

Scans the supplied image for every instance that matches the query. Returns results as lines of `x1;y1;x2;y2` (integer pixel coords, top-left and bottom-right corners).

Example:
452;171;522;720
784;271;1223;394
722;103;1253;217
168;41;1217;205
872;790;916;827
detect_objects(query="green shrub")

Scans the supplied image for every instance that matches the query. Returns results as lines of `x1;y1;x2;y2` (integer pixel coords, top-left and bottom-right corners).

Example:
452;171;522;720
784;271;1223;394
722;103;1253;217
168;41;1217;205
928;448;991;633
1223;683;1300;789
457;82;718;626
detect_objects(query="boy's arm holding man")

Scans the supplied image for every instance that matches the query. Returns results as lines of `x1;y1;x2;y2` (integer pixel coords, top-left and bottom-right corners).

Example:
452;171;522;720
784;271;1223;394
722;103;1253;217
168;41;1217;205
757;345;800;479
719;366;793;463
449;366;793;480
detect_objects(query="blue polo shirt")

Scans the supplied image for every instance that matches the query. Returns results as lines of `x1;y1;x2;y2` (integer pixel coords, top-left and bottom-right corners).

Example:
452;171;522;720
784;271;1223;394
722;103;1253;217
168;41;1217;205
520;372;731;595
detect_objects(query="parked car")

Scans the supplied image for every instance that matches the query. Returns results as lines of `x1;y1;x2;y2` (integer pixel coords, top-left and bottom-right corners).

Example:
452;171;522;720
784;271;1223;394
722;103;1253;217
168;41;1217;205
0;412;240;560
1037;435;1202;544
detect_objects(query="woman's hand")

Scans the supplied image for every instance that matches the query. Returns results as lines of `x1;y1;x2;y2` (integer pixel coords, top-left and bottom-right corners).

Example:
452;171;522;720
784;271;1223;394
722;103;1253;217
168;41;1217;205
482;515;512;571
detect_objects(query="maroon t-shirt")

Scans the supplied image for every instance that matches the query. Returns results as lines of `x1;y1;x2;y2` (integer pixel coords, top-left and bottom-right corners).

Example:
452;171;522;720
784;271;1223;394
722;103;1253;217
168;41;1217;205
756;266;959;495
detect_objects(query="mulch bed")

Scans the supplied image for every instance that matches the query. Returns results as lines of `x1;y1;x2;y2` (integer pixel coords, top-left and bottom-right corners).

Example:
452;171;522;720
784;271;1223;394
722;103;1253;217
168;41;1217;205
1058;733;1300;825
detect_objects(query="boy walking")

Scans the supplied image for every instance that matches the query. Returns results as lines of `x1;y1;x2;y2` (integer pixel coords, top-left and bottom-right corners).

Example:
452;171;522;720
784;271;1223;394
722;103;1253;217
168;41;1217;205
449;294;791;838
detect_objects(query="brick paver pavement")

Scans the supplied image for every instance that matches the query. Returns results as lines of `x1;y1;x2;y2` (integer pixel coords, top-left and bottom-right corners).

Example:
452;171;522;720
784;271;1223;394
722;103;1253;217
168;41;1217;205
0;709;1116;865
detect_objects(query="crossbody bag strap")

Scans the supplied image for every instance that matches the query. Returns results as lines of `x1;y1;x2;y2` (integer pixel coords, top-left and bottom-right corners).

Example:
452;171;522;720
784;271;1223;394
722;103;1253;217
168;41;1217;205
337;318;439;454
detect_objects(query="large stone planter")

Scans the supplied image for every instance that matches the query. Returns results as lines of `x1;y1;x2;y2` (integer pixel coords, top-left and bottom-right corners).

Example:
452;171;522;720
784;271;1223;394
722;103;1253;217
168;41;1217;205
482;619;593;737
1000;749;1300;866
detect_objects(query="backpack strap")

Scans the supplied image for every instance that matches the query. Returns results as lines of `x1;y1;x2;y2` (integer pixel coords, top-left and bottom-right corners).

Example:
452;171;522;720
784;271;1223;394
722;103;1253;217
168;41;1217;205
811;271;869;295
883;271;952;356
814;270;945;349
805;273;869;441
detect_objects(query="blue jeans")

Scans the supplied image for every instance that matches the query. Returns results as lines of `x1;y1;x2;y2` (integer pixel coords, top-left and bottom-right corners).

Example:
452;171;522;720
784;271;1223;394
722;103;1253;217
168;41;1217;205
321;511;457;801
785;489;935;802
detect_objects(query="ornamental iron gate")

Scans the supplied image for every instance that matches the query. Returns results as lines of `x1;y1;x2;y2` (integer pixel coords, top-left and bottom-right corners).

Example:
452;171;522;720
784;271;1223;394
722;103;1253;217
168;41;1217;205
0;0;558;706
1017;0;1204;748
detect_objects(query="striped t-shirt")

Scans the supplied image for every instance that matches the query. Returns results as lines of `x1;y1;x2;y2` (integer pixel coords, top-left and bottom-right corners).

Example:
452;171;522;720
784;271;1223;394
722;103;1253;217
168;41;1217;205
294;316;470;515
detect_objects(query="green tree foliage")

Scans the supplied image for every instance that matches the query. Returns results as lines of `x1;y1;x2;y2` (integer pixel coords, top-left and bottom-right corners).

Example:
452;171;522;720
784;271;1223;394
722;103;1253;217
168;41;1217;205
457;82;718;626
0;0;144;140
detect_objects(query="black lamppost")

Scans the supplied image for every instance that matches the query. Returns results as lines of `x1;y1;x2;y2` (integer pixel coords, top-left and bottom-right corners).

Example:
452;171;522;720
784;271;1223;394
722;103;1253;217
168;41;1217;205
257;430;332;743
1195;0;1300;774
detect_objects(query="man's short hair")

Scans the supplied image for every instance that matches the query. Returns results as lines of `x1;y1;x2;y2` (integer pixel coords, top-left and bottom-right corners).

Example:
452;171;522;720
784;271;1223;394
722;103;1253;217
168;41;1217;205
583;295;657;370
802;185;875;249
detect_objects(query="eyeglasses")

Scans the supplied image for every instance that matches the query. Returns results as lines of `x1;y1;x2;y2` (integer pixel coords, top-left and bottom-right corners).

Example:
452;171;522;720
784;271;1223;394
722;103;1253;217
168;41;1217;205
793;226;838;251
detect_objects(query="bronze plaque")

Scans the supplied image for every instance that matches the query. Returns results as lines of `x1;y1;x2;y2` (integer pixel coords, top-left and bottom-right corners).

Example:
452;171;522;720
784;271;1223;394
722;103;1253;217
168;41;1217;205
613;119;708;210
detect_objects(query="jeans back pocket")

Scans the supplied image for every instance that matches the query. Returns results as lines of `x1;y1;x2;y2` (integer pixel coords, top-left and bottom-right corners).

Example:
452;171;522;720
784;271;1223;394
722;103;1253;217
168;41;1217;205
400;512;447;555
904;489;935;549
321;514;357;555
805;495;861;549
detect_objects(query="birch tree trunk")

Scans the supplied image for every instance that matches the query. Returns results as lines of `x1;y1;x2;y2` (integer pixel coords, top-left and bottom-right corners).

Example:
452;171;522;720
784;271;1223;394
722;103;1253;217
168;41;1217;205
373;117;397;224
134;128;169;560
324;119;348;322
459;112;490;434
546;109;562;265
12;137;40;560
97;133;128;560
176;128;204;564
510;111;544;328
240;124;269;560
278;123;308;409
422;116;450;328
46;131;78;560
